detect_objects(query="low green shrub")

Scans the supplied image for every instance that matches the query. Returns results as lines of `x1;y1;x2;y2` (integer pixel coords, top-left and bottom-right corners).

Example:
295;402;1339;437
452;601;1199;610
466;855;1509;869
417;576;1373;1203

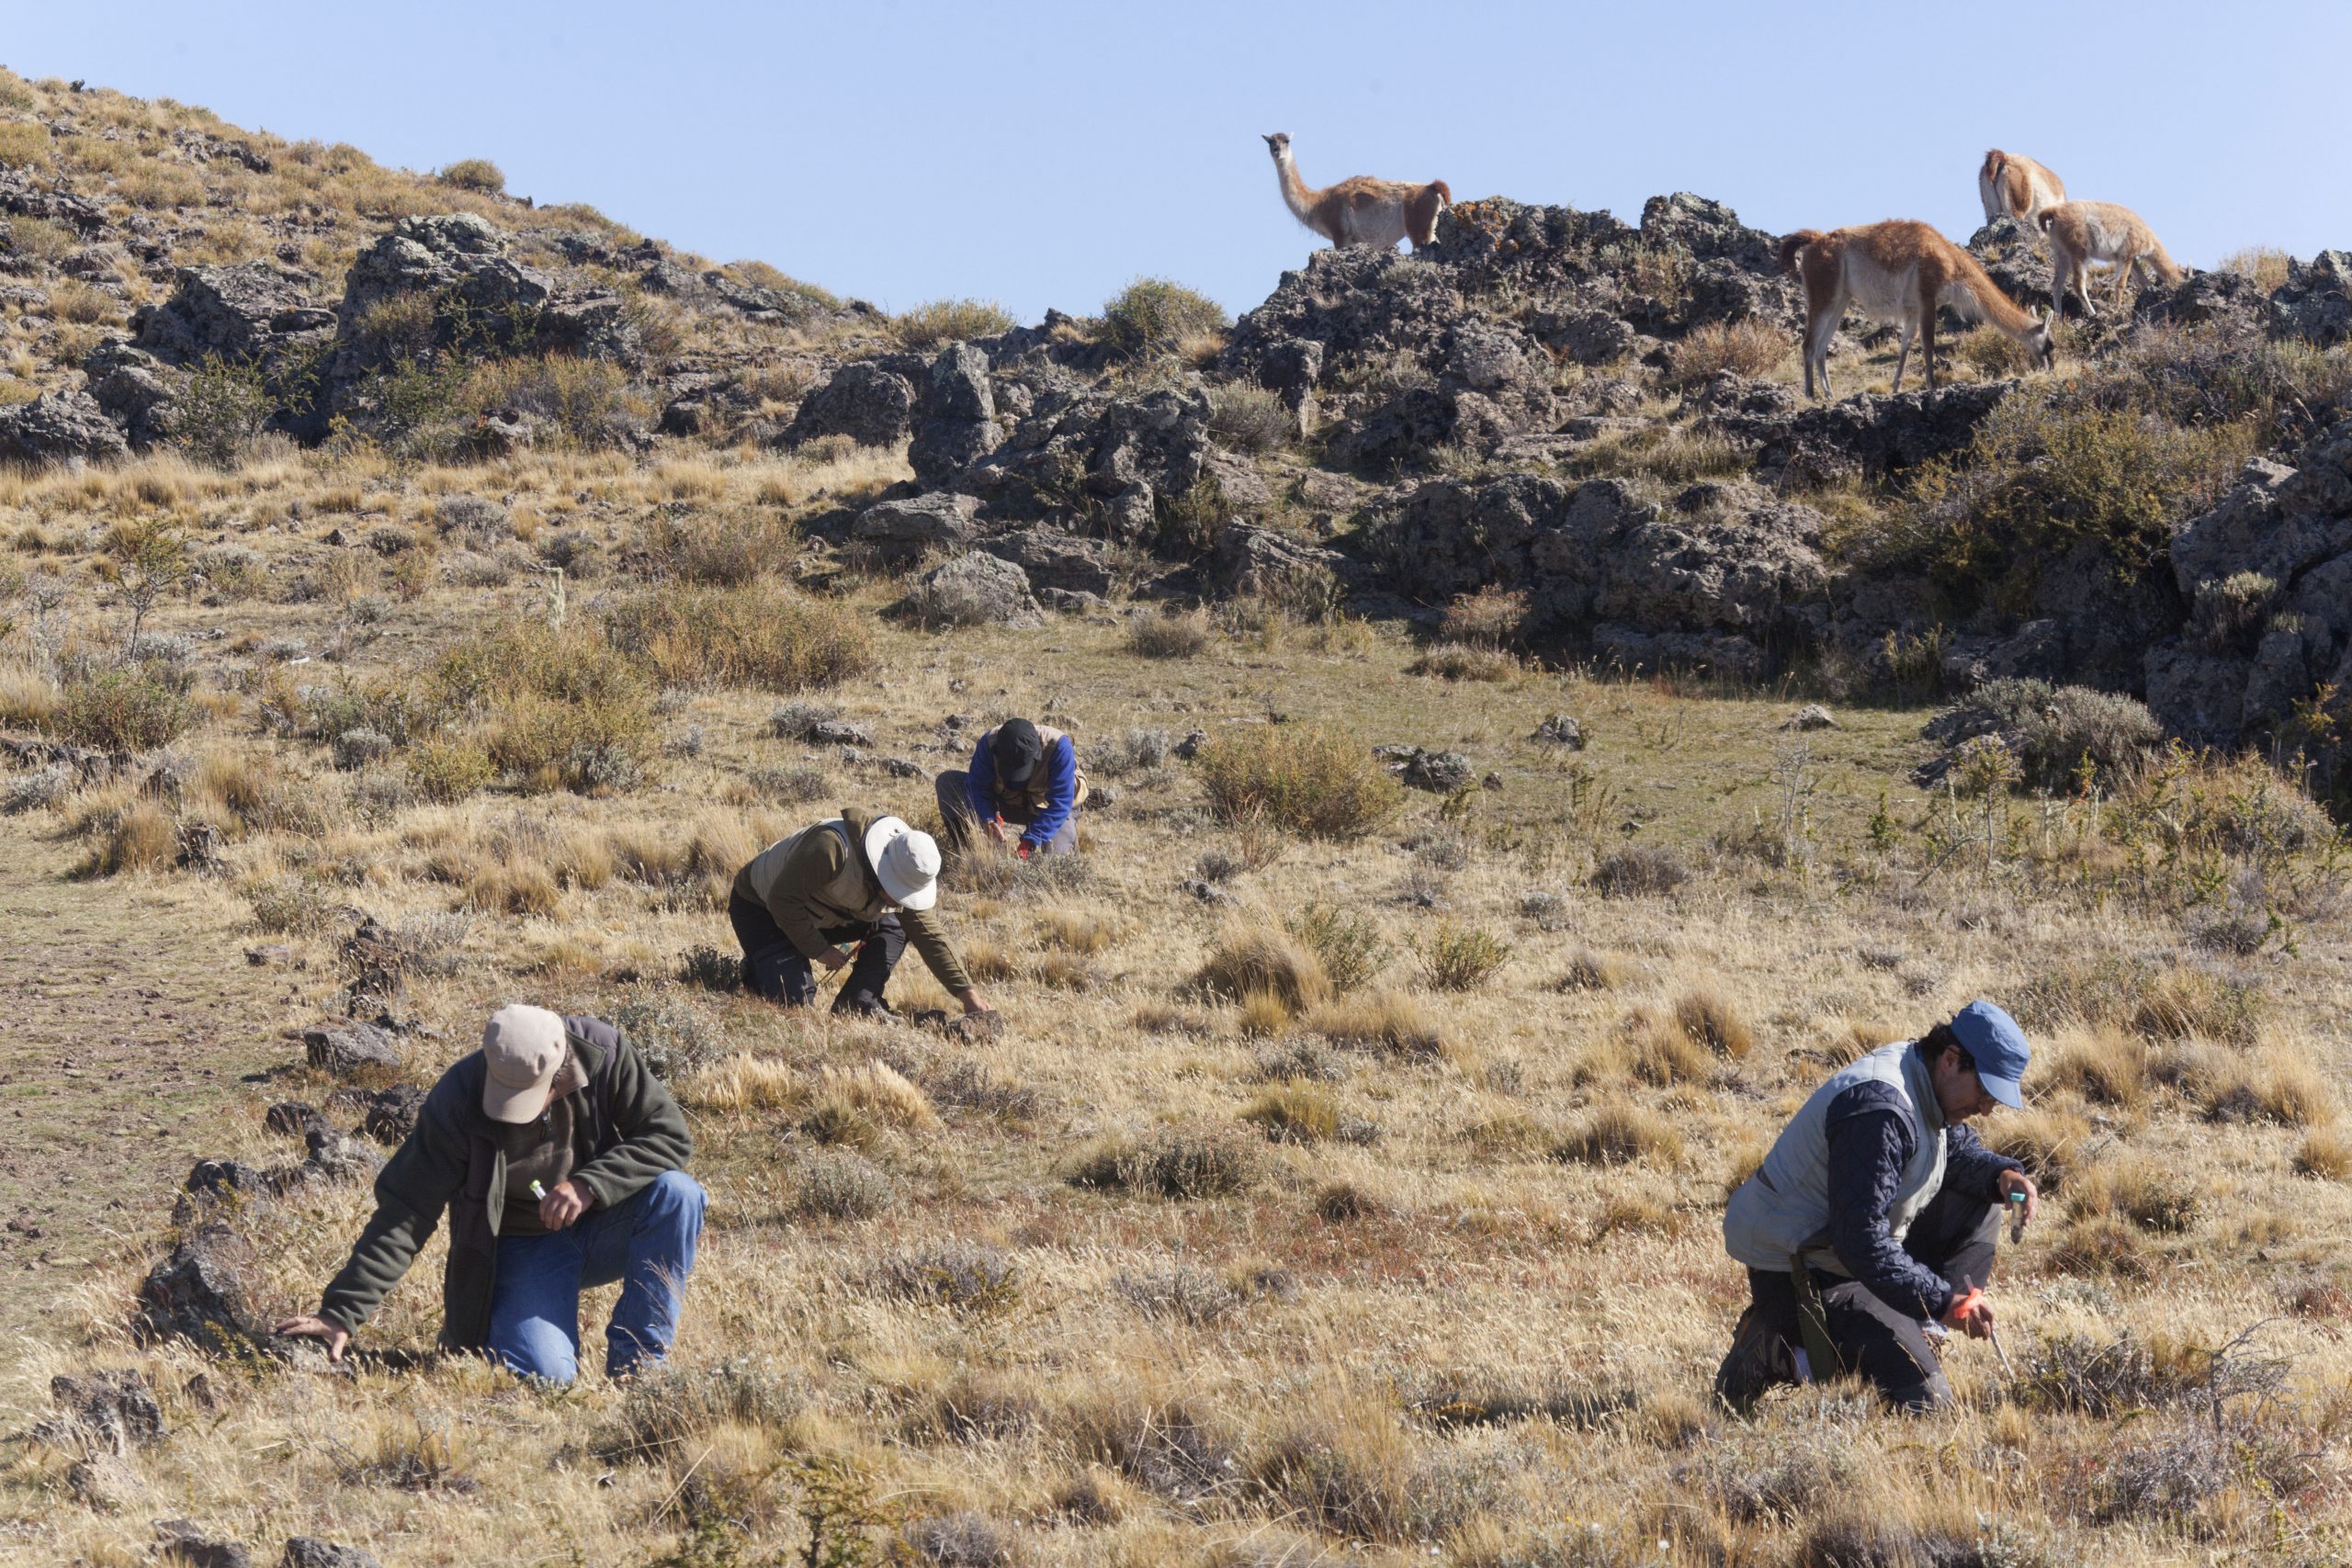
890;299;1016;351
436;157;505;194
54;665;194;751
1100;278;1227;360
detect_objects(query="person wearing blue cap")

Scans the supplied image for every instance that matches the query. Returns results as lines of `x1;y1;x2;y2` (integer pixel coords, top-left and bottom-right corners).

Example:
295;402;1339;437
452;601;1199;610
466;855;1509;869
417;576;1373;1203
1714;999;2039;1413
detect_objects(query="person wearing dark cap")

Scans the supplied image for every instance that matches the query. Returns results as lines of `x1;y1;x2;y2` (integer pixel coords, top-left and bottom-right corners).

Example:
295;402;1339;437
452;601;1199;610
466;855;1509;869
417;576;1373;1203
273;1004;703;1384
934;716;1088;858
1713;1000;2038;1414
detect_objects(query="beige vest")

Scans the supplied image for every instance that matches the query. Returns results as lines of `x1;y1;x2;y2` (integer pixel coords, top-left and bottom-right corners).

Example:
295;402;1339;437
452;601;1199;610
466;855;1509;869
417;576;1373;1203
999;723;1089;817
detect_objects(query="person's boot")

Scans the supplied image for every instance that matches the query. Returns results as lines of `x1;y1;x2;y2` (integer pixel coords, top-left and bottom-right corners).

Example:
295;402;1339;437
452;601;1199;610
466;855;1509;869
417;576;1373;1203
831;988;896;1020
1713;1304;1797;1416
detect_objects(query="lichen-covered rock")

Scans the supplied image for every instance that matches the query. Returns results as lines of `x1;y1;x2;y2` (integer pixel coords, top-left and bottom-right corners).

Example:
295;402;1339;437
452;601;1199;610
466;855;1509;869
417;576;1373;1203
910;343;1001;483
980;528;1114;595
900;551;1044;629
136;1224;260;1355
0;389;131;467
786;361;916;449
132;263;334;365
852;491;982;563
39;1370;165;1453
302;1021;402;1077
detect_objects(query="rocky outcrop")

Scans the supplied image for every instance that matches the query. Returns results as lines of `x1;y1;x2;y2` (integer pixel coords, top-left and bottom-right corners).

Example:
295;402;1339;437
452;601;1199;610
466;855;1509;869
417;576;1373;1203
0;388;131;466
132;263;334;365
901;551;1044;629
136;1224;259;1354
1705;378;2014;482
980;528;1115;595
853;491;982;563
2269;252;2352;346
84;340;179;448
2145;430;2352;747
785;361;916;449
909;343;1001;484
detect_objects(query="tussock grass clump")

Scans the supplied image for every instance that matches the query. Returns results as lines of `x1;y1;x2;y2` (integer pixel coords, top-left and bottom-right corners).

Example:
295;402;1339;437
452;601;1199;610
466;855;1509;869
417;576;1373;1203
1672;986;1754;1057
1553;1101;1684;1167
1066;1128;1263;1200
605;582;873;693
2188;1044;2335;1128
2048;1213;2151;1279
1558;948;1630;991
682;1054;803;1114
1197;725;1403;839
1237;987;1291;1037
1990;1107;2096;1191
83;795;178;874
1125;606;1213;659
1205;382;1291;453
1407;644;1520;682
2294;1129;2352;1181
2016;951;2266;1045
1591;844;1690;898
2069;1156;2197;1233
2220;245;2293;291
1100;278;1228;361
890;298;1016;351
1306;989;1444;1056
1242;1082;1340;1144
638;506;797;587
1436;585;1529;649
1419;920;1512;991
817;1059;941;1132
423;624;658;795
1583;1006;1715;1088
1193;923;1332;1012
1068;1390;1243;1505
2041;1024;2151;1111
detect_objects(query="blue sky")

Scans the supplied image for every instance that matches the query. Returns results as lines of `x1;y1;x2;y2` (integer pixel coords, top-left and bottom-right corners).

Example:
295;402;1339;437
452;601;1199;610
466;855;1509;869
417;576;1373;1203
8;1;2347;322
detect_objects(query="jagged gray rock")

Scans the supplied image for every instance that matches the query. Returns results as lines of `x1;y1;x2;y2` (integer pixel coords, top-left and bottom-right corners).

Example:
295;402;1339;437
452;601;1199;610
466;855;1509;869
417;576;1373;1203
901;551;1044;629
302;1021;402;1077
84;339;179;447
136;1224;259;1355
980;529;1114;595
853;491;982;563
282;1541;384;1568
786;361;916;449
132;263;333;365
0;389;130;466
910;343;1001;483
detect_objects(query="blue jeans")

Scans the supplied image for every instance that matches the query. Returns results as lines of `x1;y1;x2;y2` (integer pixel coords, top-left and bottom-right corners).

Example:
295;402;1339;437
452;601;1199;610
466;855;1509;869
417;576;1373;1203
487;1168;705;1382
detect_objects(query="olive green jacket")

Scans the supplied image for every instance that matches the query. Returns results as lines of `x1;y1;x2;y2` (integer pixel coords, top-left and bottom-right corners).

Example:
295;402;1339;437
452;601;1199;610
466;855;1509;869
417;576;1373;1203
729;807;973;994
315;1017;690;1351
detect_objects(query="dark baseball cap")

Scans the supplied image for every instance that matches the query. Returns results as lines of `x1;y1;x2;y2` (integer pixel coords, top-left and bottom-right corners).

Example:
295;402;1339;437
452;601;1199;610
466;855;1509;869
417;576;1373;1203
995;718;1044;784
1950;999;2031;1110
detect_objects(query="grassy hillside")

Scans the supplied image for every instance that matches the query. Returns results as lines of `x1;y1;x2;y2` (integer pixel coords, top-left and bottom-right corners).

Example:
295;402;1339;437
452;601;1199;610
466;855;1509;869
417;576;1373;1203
0;67;2348;1568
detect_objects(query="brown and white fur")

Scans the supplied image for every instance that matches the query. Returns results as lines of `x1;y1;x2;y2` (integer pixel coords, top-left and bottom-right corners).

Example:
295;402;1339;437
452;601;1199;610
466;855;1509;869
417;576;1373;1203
1778;220;2054;400
2036;200;2184;318
1978;150;2067;224
1263;132;1451;252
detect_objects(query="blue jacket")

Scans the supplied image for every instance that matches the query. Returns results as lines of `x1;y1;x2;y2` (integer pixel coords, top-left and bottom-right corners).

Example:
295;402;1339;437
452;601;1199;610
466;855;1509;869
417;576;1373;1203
966;729;1080;849
1824;1078;2022;1318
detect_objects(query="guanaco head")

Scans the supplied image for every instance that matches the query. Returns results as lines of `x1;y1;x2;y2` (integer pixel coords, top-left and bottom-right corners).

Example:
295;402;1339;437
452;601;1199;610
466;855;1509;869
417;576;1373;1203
2026;307;2056;372
1262;132;1291;159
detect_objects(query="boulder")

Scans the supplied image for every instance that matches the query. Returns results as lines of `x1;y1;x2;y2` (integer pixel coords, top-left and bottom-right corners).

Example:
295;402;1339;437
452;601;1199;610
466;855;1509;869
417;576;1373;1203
902;551;1044;629
302;1021;402;1077
1384;747;1475;793
1781;704;1839;731
0;389;131;467
84;339;178;448
1709;379;2013;483
136;1224;260;1355
132;264;333;365
909;343;1001;483
265;1101;330;1138
155;1519;254;1568
1212;524;1342;600
302;1127;385;1185
356;1084;427;1145
340;919;412;1001
283;1541;385;1568
980;529;1115;595
1965;218;2054;312
852;491;982;563
67;1453;140;1511
786;362;916;449
1531;714;1586;749
40;1370;165;1453
2270;251;2352;346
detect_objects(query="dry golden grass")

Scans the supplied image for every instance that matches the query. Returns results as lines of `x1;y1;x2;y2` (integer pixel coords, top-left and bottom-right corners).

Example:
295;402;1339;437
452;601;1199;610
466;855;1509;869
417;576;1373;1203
1194;921;1331;1012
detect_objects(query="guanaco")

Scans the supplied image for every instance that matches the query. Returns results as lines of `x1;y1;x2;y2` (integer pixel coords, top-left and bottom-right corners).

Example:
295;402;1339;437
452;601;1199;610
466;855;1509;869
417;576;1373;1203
1263;132;1452;252
2036;200;2184;318
1778;220;2054;400
1978;150;2067;223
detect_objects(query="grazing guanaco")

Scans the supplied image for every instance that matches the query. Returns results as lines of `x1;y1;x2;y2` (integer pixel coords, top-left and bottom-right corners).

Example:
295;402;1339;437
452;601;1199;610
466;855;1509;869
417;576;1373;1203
2036;200;2184;318
1263;132;1452;252
1778;220;2054;400
1978;150;2067;223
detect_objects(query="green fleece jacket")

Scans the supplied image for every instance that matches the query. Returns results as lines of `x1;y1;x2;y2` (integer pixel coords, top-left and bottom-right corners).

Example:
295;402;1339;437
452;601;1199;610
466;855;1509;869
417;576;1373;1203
729;807;973;994
315;1016;690;1351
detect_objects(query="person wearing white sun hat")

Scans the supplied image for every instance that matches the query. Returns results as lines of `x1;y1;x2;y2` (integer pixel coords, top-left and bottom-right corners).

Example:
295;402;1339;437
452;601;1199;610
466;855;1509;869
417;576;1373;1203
729;807;995;1018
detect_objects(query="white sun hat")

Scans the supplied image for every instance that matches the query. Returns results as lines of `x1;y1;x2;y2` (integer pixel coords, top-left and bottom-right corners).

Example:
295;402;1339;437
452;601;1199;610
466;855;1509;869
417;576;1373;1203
863;815;940;911
481;1004;569;1123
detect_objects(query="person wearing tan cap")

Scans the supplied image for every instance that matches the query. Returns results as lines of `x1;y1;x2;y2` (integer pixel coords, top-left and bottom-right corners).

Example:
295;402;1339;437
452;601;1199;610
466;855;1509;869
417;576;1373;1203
729;807;995;1019
273;1004;701;1383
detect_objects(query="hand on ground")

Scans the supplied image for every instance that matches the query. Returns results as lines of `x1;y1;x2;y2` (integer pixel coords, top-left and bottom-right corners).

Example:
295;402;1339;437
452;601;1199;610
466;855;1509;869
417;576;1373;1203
539;1179;591;1231
959;987;995;1016
272;1314;350;1362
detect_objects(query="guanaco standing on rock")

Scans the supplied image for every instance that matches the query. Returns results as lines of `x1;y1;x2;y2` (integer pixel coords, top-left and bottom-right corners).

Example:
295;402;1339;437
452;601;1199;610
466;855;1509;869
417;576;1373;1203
2037;200;2184;318
1779;221;2055;400
1978;150;2067;223
1263;132;1452;252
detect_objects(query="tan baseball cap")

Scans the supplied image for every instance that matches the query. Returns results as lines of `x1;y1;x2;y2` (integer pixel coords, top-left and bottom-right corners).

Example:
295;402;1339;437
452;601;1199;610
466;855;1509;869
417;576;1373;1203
481;1004;569;1123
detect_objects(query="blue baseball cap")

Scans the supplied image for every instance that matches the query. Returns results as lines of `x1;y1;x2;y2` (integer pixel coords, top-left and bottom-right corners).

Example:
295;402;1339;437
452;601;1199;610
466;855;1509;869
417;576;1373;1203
1950;1000;2031;1109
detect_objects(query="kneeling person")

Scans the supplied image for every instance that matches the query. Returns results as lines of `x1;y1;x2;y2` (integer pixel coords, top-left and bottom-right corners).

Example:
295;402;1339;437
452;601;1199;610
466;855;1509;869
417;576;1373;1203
936;716;1086;858
275;1005;704;1384
731;808;993;1017
1715;1000;2038;1413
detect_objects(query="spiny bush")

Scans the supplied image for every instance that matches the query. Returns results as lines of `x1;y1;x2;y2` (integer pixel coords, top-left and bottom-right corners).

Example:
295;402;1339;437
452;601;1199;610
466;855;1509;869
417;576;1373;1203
1195;725;1403;839
435;157;504;194
605;582;873;692
1591;844;1690;898
1665;318;1783;386
460;355;647;448
1241;1082;1340;1144
403;734;494;803
1285;902;1391;993
1419;921;1512;991
424;625;658;795
1205;382;1291;453
638;506;797;587
891;299;1016;351
1100;278;1228;360
1435;585;1529;649
55;665;195;751
876;1243;1019;1314
1067;1130;1264;1200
